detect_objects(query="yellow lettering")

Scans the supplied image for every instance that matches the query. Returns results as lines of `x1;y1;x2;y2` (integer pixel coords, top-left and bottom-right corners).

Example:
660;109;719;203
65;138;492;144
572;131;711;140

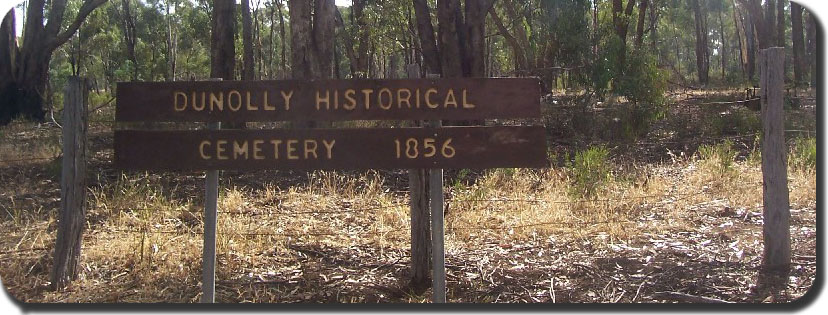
252;140;264;160
397;89;412;108
286;139;299;160
199;140;211;159
425;88;438;108
263;91;276;110
246;91;259;110
174;92;187;111
233;141;248;159
334;90;340;109
444;89;458;108
193;92;206;111
228;90;242;111
281;90;294;110
343;89;357;110
361;89;374;109
415;89;421;108
210;92;224;111
462;89;475;108
269;140;283;159
304;140;318;159
316;90;330;110
322;139;336;159
216;140;229;160
378;88;393;110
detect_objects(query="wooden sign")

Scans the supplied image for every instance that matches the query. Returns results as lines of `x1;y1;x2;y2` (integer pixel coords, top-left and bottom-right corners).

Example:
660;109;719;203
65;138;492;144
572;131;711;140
115;78;541;122
114;126;547;171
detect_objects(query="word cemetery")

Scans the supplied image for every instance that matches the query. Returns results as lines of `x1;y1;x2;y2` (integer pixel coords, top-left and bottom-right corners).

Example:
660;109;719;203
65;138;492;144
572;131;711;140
114;78;547;171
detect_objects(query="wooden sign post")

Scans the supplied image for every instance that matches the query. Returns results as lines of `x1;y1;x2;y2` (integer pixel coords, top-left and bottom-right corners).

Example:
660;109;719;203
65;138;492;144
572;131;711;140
114;77;546;303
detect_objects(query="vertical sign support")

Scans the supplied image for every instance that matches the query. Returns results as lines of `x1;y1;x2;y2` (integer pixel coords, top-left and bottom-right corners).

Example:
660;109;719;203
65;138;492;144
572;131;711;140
406;65;431;288
759;47;790;271
426;74;446;303
202;79;222;303
51;76;88;290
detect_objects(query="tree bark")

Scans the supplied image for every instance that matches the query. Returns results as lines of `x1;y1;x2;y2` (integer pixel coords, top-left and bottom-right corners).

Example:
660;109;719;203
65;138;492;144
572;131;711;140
211;0;235;80
412;0;441;75
635;0;649;48
791;2;805;87
289;0;313;79
276;0;287;78
0;0;107;125
313;0;336;79
242;0;255;80
437;0;462;78
719;7;727;80
775;0;784;48
764;0;776;47
462;0;495;77
690;0;710;85
805;10;816;88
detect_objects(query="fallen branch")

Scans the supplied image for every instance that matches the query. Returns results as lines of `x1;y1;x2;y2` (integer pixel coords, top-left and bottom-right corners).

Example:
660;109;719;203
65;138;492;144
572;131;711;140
654;291;733;303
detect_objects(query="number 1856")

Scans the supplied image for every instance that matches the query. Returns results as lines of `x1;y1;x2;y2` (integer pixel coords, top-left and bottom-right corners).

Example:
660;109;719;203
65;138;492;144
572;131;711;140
394;138;456;159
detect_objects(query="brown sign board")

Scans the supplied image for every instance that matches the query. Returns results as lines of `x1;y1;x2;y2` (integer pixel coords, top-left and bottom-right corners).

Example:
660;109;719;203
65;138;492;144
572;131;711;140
114;126;547;171
115;78;541;122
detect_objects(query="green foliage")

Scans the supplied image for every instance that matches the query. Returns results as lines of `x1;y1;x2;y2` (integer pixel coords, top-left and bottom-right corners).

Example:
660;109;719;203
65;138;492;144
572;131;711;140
568;146;612;198
789;137;816;171
590;35;667;107
698;140;736;174
705;110;761;136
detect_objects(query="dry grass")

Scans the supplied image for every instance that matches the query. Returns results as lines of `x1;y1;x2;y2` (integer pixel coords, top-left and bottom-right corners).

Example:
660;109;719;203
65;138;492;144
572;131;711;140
0;94;817;303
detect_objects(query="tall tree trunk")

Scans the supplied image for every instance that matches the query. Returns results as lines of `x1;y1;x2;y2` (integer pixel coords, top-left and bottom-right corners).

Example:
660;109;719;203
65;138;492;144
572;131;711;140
765;0;776;47
732;0;746;79
276;0;287;78
0;9;19;124
739;0;770;50
775;0;784;48
211;0;235;80
412;0;441;75
690;0;709;85
268;1;275;78
791;2;805;87
805;10;816;88
353;0;371;77
288;0;313;79
165;0;177;81
0;0;107;125
611;0;637;66
719;8;727;81
635;0;649;48
242;0;255;80
212;0;242;129
313;0;336;79
118;0;139;81
437;0;462;78
462;0;495;77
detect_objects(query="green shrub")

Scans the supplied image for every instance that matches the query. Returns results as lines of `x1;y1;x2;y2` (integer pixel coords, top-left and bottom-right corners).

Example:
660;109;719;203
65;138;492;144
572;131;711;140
789;137;816;171
698;140;736;174
568;146;612;198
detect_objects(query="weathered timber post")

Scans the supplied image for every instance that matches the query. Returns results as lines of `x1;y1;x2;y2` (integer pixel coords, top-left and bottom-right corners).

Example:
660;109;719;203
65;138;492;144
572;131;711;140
759;47;790;271
51;77;88;290
202;78;222;303
426;73;446;303
407;64;431;289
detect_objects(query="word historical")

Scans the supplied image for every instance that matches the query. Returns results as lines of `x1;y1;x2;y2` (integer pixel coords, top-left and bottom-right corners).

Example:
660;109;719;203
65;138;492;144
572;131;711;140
116;78;541;122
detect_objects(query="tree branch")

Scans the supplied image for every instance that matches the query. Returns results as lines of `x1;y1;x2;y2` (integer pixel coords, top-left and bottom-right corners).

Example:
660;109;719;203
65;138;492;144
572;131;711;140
48;0;109;53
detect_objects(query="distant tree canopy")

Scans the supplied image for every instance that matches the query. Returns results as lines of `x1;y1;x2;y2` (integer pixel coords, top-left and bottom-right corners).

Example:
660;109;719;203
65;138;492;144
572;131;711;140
0;0;819;125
